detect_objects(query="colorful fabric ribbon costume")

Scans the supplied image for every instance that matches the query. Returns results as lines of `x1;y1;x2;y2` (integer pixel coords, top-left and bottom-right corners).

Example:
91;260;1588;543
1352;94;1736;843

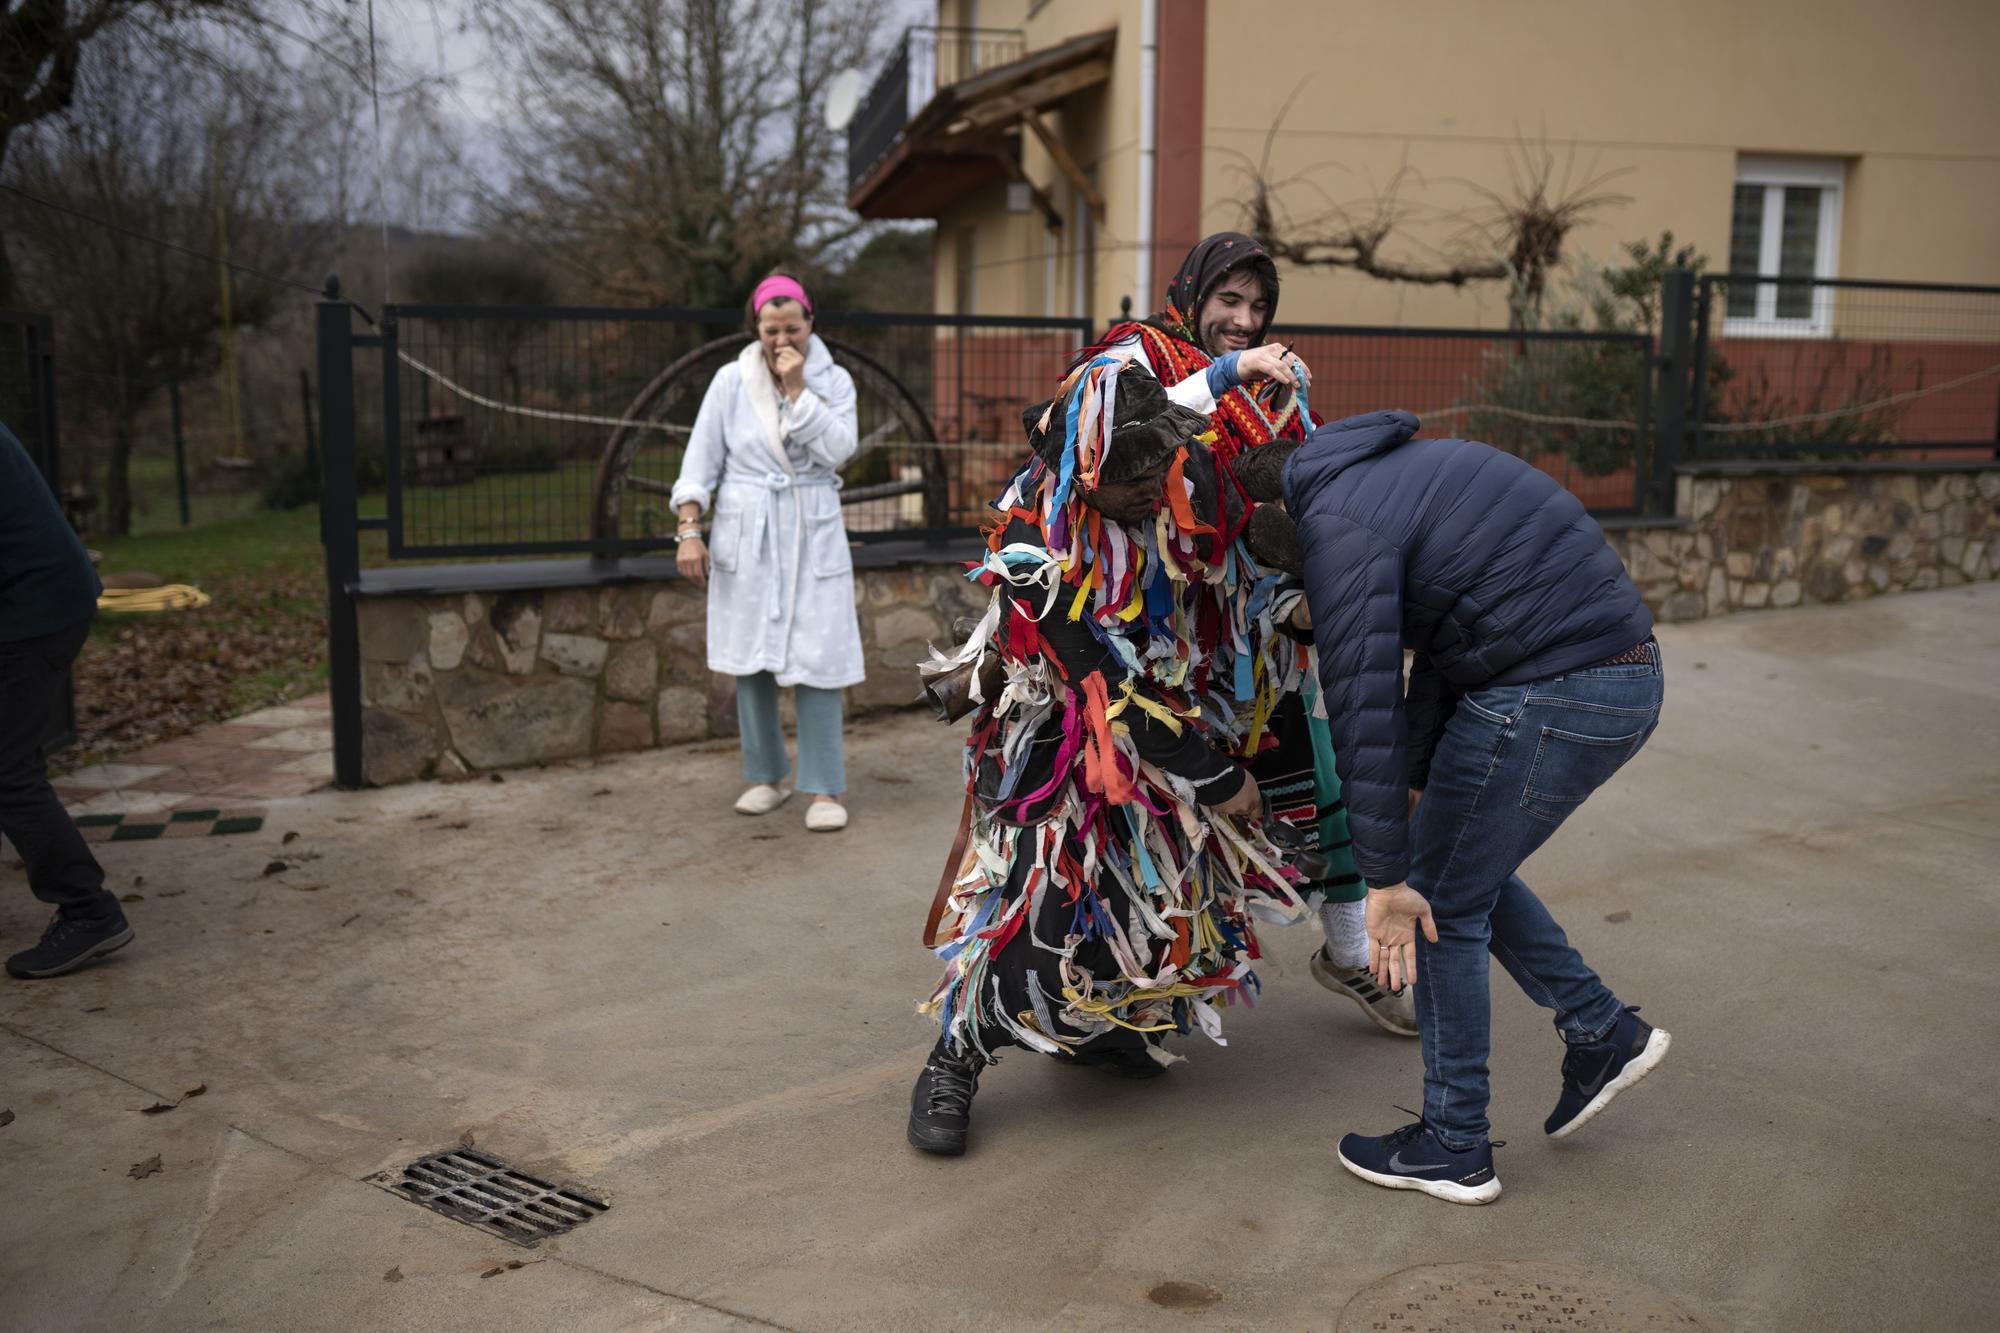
921;360;1318;1063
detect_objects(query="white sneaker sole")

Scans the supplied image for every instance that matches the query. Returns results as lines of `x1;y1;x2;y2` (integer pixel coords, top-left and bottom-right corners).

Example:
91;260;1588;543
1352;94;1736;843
1336;1146;1502;1205
1549;1027;1672;1140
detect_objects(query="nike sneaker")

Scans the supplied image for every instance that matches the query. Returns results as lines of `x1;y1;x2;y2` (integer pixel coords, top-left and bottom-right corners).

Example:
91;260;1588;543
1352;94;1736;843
1337;1113;1503;1205
1545;1005;1671;1138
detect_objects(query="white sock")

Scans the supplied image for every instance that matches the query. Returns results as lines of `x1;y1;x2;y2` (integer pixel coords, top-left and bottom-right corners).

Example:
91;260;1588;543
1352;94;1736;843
1319;898;1370;969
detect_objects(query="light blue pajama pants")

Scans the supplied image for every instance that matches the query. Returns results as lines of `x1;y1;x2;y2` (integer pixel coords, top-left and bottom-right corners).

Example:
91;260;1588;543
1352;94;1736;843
735;672;845;796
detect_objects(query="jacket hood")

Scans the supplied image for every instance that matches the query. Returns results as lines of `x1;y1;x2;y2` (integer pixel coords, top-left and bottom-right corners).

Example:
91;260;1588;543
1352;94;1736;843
1281;410;1420;511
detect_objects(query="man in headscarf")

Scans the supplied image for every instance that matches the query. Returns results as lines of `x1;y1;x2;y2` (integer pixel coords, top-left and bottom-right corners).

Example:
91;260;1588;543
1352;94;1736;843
1079;232;1417;1038
906;359;1313;1157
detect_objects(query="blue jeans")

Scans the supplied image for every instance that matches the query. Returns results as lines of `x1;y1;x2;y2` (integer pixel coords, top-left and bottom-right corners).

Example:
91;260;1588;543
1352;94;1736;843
1409;645;1665;1148
736;672;846;796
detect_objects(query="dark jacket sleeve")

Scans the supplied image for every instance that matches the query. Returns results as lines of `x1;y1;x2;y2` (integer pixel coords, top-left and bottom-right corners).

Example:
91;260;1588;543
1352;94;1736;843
1006;580;1247;807
1301;515;1411;885
1404;651;1459;791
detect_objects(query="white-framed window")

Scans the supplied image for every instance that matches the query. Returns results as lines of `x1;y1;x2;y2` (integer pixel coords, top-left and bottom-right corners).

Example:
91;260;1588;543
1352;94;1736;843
1725;155;1844;337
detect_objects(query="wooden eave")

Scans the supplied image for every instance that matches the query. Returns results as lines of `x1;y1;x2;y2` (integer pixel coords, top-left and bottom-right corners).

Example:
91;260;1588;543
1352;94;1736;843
848;28;1116;219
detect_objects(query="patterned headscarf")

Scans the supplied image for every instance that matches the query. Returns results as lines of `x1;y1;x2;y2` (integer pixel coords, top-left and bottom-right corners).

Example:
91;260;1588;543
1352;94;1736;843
1159;231;1281;348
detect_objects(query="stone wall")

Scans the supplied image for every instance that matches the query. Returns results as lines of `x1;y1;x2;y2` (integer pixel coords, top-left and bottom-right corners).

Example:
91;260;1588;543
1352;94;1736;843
351;464;1999;782
354;564;989;785
1608;465;2000;623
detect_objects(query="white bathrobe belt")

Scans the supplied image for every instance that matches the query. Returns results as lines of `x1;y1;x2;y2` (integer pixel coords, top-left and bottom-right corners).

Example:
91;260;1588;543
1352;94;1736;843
729;469;841;624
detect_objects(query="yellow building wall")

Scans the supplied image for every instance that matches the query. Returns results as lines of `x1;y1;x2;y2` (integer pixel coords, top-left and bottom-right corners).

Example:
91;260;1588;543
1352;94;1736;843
930;0;1146;322
1199;0;2000;328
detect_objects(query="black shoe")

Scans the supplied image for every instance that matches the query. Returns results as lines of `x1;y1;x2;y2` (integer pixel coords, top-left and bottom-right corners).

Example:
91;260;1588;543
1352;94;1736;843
7;903;135;979
1337;1112;1503;1206
1068;1042;1170;1079
907;1039;984;1156
1545;1006;1671;1138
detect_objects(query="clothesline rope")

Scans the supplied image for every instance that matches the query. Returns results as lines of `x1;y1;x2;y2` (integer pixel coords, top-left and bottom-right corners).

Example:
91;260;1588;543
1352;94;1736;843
398;348;2000;445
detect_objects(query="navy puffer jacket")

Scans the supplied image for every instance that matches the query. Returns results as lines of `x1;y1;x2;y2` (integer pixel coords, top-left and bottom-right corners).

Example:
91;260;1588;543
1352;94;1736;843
1281;411;1652;887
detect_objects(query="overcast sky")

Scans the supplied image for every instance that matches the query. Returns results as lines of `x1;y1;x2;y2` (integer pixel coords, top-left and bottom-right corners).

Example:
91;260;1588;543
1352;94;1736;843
372;0;935;181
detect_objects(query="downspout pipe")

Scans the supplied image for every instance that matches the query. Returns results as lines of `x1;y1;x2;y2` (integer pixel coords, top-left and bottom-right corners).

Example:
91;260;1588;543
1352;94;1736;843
1136;0;1157;313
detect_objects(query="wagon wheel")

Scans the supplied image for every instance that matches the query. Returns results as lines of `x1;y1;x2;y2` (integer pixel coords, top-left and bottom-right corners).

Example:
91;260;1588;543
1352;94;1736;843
590;333;947;544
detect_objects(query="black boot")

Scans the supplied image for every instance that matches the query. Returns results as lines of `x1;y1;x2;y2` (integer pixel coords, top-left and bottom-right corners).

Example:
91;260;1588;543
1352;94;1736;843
7;899;134;979
907;1038;984;1156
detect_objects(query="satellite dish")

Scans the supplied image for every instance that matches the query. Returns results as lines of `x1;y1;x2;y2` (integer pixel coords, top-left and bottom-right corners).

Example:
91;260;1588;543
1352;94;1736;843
825;68;863;132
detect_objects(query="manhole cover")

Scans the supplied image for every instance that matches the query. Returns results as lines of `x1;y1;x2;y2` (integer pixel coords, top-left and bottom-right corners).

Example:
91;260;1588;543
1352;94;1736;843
1337;1262;1715;1332
373;1148;607;1248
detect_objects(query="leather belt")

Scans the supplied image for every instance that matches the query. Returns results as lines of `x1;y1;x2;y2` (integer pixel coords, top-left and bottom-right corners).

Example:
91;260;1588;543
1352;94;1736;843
1596;637;1659;667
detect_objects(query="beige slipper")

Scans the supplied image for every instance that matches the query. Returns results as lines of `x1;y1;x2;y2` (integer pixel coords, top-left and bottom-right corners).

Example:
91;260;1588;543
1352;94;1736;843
804;800;848;832
734;784;792;816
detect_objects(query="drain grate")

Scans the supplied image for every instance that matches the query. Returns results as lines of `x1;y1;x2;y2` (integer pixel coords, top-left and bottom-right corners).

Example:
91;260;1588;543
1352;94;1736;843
376;1148;608;1247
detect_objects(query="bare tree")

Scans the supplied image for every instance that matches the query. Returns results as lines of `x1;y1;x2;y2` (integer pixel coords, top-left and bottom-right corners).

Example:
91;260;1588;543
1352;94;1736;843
0;0;298;303
1221;87;1631;329
476;0;889;306
4;26;313;534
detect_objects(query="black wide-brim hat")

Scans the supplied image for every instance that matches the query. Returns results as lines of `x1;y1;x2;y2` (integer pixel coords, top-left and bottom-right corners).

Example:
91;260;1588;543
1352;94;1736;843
1022;366;1212;485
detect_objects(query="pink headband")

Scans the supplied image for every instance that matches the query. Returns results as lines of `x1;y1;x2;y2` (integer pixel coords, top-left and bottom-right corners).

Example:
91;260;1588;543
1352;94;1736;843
751;275;812;317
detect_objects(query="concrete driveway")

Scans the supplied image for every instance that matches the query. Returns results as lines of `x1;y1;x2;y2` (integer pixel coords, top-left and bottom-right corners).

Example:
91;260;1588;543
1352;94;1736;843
4;584;1997;1332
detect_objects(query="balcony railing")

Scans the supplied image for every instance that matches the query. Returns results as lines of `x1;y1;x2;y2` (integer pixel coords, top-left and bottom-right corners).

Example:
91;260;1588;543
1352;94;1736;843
847;26;1026;191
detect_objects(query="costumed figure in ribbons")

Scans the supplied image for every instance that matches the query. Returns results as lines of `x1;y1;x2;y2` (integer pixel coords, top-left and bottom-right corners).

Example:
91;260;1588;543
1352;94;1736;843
905;359;1319;1157
671;273;863;833
1077;231;1417;1036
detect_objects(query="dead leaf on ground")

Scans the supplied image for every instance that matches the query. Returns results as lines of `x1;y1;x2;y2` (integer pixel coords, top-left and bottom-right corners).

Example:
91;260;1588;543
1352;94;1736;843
459;1130;476;1148
488;772;505;783
287;883;323;892
480;1260;539;1278
282;831;299;844
183;1084;207;1100
383;1266;404;1283
83;1006;107;1013
1605;910;1633;924
120;893;143;903
412;813;438;822
129;1155;162;1180
158;889;185;898
341;913;361;927
68;585;327;759
0;1109;14;1128
589;788;612;797
132;874;145;887
138;1101;177;1115
435;820;469;831
262;860;288;876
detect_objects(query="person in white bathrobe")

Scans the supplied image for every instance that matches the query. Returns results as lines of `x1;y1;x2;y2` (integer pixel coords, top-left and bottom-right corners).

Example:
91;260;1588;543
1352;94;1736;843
672;273;865;832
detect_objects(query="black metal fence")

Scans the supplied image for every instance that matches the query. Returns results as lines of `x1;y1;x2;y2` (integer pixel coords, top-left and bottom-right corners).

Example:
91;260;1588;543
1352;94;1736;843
336;302;1093;560
1691;275;2000;458
1273;322;1656;514
0;309;58;487
0;309;75;747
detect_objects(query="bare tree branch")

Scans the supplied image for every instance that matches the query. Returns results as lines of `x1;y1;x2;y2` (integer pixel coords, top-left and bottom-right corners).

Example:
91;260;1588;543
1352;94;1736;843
1223;87;1632;326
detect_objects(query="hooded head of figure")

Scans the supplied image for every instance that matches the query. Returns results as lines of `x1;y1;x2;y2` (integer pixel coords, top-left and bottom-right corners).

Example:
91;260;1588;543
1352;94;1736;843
1161;231;1282;358
1021;361;1211;525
